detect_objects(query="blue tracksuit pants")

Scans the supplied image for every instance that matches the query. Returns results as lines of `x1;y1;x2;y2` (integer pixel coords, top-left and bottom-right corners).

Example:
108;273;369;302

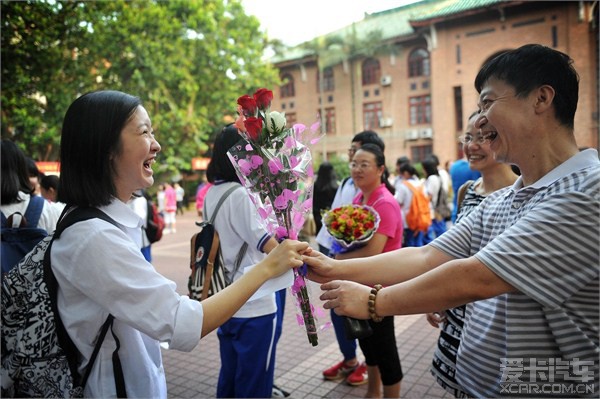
216;313;278;398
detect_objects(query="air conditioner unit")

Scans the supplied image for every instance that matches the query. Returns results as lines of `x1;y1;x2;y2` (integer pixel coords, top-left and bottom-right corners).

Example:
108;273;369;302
420;128;433;139
405;129;419;140
380;75;392;86
379;117;393;128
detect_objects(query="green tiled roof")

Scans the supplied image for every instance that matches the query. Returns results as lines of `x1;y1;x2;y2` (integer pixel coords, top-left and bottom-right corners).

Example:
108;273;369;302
270;0;510;64
409;0;505;23
271;0;433;64
329;0;433;42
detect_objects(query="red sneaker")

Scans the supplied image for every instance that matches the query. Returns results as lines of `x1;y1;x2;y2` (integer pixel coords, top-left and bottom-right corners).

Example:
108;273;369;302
346;362;368;386
322;360;358;380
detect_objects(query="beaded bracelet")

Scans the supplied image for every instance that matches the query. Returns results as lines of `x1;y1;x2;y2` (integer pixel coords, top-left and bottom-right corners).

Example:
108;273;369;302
368;284;384;322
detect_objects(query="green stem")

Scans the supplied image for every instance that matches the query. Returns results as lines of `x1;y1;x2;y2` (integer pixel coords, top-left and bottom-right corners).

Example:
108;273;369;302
294;269;319;346
277;207;319;346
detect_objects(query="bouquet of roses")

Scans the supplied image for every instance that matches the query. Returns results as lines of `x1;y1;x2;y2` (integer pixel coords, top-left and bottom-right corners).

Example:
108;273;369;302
322;204;380;255
227;88;324;346
322;203;382;340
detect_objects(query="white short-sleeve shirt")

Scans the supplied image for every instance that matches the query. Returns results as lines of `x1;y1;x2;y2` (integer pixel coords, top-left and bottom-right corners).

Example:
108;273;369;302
204;182;276;318
315;177;359;249
51;199;203;398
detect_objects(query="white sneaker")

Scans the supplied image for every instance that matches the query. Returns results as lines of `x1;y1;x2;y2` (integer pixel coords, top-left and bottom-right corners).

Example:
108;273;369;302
272;384;290;398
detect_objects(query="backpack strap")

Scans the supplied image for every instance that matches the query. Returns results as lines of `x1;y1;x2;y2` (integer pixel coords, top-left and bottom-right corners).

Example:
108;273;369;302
402;180;417;195
204;184;241;224
23;195;45;228
230;241;248;284
435;176;443;208
80;316;114;388
203;184;249;286
457;180;474;212
44;206;127;397
0;195;45;228
199;226;221;301
109;320;127;398
52;206;116;238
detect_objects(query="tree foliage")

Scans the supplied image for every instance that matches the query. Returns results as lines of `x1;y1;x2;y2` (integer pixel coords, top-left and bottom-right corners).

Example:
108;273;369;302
1;0;279;177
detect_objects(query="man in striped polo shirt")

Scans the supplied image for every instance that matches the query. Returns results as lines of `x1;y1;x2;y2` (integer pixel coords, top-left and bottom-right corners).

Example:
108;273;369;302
307;44;599;397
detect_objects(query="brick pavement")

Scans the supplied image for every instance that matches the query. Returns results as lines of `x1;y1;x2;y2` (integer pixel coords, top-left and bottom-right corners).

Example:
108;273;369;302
152;210;450;398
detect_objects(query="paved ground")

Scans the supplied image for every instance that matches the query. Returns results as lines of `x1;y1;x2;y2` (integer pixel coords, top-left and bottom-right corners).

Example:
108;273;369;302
152;210;451;398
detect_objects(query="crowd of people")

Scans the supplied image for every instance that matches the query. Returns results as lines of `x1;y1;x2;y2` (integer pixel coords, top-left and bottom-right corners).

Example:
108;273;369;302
1;43;597;398
310;132;471;397
306;44;599;398
1;141;63;234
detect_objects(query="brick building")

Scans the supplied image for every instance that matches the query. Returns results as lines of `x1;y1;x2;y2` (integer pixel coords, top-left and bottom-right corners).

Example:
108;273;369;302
270;0;599;167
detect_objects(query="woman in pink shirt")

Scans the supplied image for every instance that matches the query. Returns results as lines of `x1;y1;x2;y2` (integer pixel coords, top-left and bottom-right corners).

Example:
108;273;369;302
195;181;213;220
336;143;403;397
163;182;177;233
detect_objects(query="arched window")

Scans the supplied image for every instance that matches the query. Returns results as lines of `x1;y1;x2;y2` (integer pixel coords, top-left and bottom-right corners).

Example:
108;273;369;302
317;67;334;92
362;58;381;85
280;74;295;98
409;95;431;125
363;102;382;130
408;48;430;77
317;107;336;133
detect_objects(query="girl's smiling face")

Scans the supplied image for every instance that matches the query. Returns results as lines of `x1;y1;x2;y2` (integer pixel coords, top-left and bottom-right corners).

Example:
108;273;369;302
112;105;161;202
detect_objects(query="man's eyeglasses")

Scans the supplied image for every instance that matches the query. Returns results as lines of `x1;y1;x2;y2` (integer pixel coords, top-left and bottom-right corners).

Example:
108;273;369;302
458;132;496;145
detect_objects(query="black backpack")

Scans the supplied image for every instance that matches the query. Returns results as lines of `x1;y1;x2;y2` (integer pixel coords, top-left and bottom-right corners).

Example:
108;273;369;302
1;195;48;276
1;207;126;398
188;185;247;301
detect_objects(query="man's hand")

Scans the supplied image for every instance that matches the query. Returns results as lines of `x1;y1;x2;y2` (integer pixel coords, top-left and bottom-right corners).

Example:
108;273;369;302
319;280;372;319
303;249;337;283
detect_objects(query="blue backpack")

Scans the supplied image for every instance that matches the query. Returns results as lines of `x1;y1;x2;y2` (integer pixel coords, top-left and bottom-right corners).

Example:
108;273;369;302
1;195;48;276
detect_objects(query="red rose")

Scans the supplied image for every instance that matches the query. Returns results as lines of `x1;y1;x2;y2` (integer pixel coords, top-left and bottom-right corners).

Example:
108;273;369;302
253;88;273;110
364;221;374;230
353;228;363;239
244;117;263;142
237;95;257;116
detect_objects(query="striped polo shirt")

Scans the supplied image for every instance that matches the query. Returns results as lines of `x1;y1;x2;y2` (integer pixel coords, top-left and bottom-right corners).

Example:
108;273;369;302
430;149;599;397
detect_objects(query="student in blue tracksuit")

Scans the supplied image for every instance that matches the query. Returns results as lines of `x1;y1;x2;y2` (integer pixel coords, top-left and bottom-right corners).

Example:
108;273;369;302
204;124;281;398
